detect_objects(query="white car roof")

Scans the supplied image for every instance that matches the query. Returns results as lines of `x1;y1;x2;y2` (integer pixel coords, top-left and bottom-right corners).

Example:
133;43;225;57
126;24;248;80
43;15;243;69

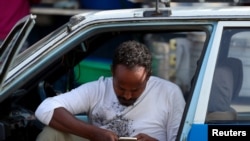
64;5;250;30
75;6;250;21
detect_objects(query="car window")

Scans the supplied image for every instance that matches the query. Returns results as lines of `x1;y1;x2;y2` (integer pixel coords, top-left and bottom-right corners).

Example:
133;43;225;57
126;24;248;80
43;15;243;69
0;14;35;92
72;31;206;100
206;28;250;122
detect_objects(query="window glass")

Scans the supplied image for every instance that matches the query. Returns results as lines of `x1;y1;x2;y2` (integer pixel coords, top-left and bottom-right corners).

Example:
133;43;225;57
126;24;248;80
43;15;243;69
74;31;206;100
206;28;250;122
143;32;205;99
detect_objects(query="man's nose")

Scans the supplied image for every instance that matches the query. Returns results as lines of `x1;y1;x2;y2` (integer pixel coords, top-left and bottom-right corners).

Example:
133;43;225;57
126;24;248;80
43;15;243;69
123;91;132;100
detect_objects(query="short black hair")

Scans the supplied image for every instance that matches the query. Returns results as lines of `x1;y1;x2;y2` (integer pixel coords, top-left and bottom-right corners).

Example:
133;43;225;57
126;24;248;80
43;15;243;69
112;40;152;75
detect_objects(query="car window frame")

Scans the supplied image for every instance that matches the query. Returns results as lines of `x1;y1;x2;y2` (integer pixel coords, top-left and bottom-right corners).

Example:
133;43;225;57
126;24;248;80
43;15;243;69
0;14;36;92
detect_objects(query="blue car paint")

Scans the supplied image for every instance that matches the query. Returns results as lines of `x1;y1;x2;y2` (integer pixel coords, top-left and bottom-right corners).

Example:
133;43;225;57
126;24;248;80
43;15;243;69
188;124;208;141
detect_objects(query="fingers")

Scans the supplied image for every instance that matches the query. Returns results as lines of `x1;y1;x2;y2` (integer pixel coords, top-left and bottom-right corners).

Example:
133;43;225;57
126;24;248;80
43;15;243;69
135;133;145;140
134;133;158;141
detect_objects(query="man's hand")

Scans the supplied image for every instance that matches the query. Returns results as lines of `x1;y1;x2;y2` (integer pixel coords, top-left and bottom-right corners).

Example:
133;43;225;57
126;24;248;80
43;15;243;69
135;133;158;141
89;127;119;141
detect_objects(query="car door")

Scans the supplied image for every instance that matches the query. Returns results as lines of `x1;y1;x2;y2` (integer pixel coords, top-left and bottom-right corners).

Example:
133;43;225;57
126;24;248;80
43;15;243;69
0;14;36;101
183;21;250;141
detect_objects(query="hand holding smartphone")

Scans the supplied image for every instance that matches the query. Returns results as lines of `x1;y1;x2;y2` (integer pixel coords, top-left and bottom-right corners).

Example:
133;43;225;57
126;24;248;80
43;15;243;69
118;137;137;141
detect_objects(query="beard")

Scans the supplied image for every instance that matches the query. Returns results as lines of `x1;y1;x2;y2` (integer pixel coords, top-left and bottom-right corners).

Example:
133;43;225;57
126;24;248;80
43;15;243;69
117;96;137;106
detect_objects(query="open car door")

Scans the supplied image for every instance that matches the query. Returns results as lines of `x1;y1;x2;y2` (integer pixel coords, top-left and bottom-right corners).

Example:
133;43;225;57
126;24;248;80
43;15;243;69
0;14;36;91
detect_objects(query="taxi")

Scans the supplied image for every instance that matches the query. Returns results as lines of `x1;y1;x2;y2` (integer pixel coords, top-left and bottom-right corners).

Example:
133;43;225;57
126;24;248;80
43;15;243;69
0;1;250;140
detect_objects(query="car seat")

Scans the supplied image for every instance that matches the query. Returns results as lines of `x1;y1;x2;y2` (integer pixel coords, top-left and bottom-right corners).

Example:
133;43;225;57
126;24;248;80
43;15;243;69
226;57;243;99
38;81;57;101
206;57;243;121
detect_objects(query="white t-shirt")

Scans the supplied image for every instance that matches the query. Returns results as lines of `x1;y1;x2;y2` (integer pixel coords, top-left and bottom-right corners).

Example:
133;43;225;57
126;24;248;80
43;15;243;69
35;76;185;141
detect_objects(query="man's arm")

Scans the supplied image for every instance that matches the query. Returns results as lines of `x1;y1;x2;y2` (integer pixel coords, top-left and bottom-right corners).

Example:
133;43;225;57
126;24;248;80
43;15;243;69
47;107;119;141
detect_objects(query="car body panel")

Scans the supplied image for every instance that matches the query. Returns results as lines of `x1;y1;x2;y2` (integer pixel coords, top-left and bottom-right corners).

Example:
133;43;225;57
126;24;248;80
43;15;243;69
193;21;222;123
188;124;208;141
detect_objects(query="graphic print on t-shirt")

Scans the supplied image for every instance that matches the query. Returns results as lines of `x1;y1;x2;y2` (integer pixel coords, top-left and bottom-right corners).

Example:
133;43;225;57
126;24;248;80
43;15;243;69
91;101;135;137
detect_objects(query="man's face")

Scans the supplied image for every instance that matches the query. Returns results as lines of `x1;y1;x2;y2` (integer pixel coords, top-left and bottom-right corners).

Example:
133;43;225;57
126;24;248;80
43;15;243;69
112;64;148;106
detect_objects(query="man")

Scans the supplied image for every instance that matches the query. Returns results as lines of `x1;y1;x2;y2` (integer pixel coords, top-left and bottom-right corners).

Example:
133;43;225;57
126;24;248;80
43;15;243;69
35;40;185;141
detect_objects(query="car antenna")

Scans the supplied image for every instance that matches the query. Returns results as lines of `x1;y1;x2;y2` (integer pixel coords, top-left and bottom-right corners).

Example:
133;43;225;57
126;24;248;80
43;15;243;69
143;0;171;17
156;0;170;13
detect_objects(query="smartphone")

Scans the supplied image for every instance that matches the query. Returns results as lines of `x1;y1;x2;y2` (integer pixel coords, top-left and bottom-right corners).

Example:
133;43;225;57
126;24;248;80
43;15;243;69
118;137;137;141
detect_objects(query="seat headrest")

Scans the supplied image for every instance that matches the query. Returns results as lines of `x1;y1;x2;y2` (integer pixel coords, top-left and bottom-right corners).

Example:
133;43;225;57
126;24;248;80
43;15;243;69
226;57;243;99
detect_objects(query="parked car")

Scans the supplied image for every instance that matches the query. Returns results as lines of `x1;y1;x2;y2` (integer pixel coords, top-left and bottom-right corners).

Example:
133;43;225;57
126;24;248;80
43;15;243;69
1;1;250;141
